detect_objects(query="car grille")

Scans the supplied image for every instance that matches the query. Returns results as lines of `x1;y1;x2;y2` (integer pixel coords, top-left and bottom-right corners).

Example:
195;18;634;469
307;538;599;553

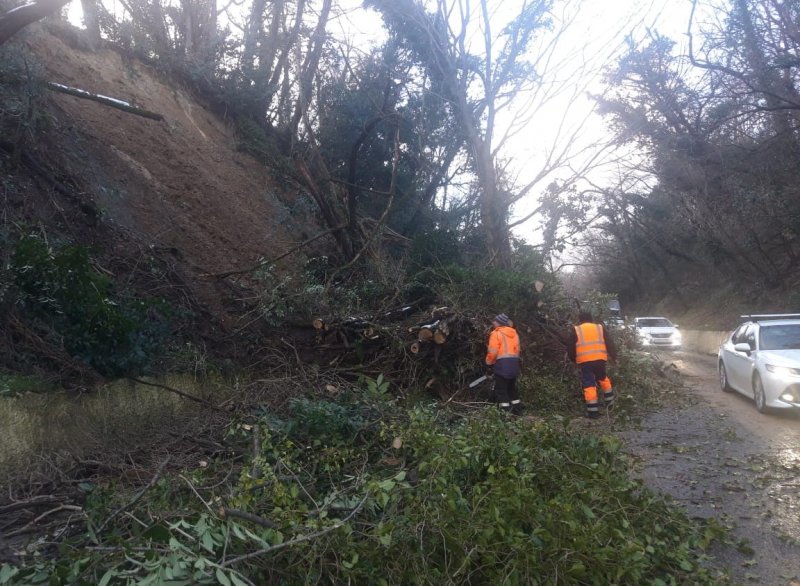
650;333;672;338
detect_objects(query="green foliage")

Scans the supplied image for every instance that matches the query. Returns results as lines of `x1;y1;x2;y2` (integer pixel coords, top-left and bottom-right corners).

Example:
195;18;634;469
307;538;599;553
253;257;395;326
612;347;682;409
287;396;363;441
408;228;463;270
233;116;282;164
414;265;543;322
0;372;54;397
407;242;556;322
3;375;724;585
520;367;581;414
581;290;621;322
7;235;170;377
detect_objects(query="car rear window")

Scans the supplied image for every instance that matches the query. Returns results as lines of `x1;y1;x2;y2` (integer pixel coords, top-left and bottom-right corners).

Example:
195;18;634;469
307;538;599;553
636;318;672;327
759;324;800;350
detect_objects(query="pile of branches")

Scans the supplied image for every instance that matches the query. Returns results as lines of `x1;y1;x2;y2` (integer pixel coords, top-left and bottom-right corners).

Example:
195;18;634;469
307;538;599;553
302;296;588;400
306;305;486;396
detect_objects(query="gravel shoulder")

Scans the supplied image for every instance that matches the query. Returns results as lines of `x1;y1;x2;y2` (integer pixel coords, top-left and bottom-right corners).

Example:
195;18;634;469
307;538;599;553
616;350;800;586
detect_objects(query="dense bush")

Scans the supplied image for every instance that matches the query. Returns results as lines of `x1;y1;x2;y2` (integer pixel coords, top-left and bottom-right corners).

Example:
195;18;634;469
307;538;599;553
6;235;170;377
410;249;553;323
253;256;397;325
1;375;723;585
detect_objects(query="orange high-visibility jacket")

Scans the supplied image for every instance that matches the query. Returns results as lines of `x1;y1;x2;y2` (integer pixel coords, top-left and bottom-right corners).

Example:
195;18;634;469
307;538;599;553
486;326;521;377
574;323;608;363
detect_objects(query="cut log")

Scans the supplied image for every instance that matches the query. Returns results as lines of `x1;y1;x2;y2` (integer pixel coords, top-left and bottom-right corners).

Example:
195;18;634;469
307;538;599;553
381;305;417;321
46;83;164;121
431;306;451;319
433;330;447;345
534;280;545;292
417;320;439;342
312;318;325;330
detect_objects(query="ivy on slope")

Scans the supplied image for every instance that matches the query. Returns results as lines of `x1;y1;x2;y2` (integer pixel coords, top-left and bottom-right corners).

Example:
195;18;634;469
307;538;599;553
2;379;724;585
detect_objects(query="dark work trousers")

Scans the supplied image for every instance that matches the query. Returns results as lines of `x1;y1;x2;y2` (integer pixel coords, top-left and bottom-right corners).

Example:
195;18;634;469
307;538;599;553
493;374;520;410
580;360;609;389
579;360;614;416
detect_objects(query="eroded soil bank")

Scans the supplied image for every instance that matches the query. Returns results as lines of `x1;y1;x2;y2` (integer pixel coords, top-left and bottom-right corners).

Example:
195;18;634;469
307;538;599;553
617;351;800;585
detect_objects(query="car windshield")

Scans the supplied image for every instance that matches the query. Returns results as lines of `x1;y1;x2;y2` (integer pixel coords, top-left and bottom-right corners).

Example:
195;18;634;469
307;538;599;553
759;324;800;350
636;318;672;327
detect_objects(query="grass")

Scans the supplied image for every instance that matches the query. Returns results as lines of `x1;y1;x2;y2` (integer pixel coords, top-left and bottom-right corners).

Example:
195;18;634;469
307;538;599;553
0;374;230;486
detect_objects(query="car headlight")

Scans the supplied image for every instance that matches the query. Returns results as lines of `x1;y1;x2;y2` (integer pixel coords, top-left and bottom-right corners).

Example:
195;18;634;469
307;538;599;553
672;331;682;342
765;364;800;377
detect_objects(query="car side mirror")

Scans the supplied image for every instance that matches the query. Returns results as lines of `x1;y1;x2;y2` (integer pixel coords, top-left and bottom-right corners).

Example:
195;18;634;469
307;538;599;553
734;342;752;354
673;324;679;329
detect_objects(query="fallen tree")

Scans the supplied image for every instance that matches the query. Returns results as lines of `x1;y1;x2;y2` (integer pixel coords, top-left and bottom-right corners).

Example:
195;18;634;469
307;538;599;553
0;0;72;45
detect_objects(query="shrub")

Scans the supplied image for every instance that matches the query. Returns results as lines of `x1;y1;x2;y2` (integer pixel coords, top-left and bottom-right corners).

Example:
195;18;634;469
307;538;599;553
2;377;723;585
8;235;170;377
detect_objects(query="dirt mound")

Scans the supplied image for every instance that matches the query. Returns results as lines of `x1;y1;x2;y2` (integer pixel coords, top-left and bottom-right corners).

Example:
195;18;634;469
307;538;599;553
12;27;322;329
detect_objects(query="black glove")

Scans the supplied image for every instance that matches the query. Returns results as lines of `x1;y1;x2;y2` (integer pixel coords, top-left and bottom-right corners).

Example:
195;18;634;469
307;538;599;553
485;364;494;376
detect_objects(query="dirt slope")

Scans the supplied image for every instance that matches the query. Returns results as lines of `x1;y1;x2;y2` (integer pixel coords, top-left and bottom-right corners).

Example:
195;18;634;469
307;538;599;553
12;27;321;328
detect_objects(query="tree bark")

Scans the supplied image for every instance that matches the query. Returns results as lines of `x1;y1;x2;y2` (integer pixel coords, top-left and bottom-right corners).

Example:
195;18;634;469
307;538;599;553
79;0;101;49
0;0;72;45
46;83;164;121
288;0;331;142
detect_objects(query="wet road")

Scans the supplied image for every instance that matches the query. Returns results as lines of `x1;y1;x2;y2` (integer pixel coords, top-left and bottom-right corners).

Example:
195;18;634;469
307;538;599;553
674;350;800;450
617;349;800;585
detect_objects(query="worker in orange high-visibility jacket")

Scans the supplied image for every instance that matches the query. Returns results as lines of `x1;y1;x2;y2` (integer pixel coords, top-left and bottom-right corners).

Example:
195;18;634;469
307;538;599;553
485;313;522;414
567;310;617;419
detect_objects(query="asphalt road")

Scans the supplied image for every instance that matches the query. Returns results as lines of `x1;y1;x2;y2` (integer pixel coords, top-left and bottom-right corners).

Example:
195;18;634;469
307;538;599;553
616;349;800;586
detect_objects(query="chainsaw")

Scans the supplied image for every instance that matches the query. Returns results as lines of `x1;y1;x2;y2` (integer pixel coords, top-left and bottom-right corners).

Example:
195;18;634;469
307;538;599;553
468;374;489;388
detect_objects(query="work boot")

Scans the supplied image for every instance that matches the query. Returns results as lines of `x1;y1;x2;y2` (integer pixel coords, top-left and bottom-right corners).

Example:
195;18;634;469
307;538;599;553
511;402;524;416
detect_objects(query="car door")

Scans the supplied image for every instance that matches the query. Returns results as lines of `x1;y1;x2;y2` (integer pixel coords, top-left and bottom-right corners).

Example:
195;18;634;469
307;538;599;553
726;324;756;393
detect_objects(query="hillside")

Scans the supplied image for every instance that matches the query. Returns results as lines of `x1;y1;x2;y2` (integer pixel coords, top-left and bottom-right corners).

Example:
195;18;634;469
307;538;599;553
3;25;321;334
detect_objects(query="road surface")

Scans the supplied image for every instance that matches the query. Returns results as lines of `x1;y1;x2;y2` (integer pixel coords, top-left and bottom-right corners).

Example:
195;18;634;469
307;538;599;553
617;349;800;585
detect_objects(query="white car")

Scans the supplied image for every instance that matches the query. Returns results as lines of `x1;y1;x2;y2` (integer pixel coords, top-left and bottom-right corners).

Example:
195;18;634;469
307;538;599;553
718;314;800;413
633;316;682;349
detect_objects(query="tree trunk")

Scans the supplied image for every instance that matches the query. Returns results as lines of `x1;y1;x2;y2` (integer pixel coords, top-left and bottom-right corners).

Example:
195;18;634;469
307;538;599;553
241;0;267;75
80;0;101;49
0;0;72;45
288;0;331;142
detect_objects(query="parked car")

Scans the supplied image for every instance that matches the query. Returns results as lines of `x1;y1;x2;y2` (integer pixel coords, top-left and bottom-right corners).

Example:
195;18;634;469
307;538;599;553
718;314;800;413
633;316;682;349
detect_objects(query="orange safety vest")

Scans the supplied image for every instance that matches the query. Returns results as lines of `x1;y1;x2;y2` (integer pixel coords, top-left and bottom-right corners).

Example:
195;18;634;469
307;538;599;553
486;326;520;365
574;323;608;364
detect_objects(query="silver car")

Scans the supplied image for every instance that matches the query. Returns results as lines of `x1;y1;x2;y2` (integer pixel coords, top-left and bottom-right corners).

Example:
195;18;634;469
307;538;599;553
718;314;800;413
633;316;682;349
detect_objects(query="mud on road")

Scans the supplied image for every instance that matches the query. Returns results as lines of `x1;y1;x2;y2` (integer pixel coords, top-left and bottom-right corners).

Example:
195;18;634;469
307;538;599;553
616;350;800;585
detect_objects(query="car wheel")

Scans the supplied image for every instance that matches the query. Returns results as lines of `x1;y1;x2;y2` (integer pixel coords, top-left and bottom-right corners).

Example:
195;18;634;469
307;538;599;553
718;361;732;393
752;373;768;413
